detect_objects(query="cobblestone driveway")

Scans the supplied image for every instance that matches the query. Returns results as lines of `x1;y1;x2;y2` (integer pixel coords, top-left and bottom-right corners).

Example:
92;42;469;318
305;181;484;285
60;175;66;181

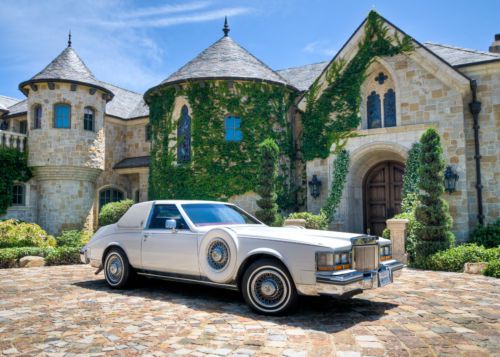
0;266;499;356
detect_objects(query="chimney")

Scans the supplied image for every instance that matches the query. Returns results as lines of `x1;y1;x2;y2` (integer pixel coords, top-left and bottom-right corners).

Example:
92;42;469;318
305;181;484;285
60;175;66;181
489;34;500;53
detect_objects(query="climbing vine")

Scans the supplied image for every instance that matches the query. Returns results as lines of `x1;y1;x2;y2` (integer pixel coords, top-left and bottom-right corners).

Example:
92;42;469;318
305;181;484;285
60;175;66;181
320;150;349;222
147;81;296;209
0;148;32;215
302;11;414;160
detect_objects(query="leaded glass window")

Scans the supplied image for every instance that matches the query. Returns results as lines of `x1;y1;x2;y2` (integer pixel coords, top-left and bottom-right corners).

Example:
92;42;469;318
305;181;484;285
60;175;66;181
367;91;381;129
225;115;242;142
383;89;396;127
33;105;42;129
53;103;71;128
83;107;94;131
99;188;124;209
177;105;191;162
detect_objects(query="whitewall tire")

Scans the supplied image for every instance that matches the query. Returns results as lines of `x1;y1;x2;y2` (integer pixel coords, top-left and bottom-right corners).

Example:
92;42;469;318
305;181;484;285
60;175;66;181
104;248;132;289
242;259;298;315
199;228;238;283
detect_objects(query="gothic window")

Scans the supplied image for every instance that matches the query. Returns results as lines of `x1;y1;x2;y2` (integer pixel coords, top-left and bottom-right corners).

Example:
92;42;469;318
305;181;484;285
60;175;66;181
367;91;382;129
225;115;242;142
99;188;124;209
33;104;42;129
384;89;396;127
12;184;25;206
177;105;191;162
83;107;94;131
53;103;71;128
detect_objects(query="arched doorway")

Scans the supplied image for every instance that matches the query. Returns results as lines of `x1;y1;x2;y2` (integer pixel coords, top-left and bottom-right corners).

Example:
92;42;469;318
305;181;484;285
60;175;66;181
363;161;404;236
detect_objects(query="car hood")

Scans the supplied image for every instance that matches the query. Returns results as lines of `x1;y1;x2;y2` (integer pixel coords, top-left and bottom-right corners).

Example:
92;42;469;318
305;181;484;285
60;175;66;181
223;225;380;249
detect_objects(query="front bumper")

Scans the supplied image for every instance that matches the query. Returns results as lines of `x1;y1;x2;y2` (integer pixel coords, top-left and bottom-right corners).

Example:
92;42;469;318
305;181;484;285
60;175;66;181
80;248;89;264
298;259;404;296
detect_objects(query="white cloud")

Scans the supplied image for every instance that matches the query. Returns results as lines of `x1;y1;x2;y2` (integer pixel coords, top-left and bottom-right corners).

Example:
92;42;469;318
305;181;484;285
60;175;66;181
303;40;337;57
117;1;211;19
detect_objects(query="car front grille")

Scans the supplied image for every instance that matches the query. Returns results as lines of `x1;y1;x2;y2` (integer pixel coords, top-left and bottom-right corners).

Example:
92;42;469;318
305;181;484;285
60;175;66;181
353;245;378;272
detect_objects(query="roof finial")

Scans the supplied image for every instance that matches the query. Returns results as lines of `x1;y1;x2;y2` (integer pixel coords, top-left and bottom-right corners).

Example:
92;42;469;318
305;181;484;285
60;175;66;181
223;16;230;37
68;30;72;47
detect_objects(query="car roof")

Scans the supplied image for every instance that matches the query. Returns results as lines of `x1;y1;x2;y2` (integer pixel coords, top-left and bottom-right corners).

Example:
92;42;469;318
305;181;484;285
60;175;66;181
150;200;233;205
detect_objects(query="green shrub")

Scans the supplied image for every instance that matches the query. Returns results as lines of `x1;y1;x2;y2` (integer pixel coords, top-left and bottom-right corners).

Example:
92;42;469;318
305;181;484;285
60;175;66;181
424;244;499;272
255;138;280;225
401;143;421;213
0;219;56;248
469;219;500;248
56;230;91;247
414;128;454;261
484;260;500;278
98;199;134;226
287;212;328;230
45;246;82;266
0;247;53;268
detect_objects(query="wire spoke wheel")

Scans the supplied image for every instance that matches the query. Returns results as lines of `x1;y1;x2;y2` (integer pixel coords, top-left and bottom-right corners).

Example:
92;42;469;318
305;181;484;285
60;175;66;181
207;239;230;271
251;269;288;309
105;252;124;286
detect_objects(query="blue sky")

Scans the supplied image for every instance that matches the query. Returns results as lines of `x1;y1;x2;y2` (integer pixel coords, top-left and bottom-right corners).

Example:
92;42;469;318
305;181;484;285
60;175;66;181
0;0;498;99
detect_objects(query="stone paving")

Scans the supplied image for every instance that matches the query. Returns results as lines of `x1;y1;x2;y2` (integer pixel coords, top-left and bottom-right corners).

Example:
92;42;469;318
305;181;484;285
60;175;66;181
0;265;499;356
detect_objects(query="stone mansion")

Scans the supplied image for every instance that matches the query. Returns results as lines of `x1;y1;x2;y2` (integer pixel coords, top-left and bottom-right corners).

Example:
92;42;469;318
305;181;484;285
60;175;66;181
0;13;499;240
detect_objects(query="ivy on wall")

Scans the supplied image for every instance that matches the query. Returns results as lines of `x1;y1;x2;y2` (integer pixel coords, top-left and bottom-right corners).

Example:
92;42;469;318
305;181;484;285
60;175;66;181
320;149;349;222
301;11;414;160
0;148;32;215
147;81;296;209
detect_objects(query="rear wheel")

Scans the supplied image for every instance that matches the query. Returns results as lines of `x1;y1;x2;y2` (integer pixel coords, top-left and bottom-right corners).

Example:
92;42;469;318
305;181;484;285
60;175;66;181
104;248;132;289
242;259;298;315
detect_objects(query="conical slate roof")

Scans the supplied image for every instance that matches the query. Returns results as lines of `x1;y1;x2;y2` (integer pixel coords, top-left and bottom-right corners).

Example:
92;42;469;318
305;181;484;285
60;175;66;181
19;45;113;99
147;32;295;96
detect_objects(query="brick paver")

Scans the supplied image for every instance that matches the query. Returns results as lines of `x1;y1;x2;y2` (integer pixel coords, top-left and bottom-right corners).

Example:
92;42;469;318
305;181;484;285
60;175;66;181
0;266;499;356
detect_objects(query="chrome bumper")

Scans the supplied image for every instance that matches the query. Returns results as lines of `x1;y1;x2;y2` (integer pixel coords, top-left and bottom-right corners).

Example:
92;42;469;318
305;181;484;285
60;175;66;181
298;259;404;297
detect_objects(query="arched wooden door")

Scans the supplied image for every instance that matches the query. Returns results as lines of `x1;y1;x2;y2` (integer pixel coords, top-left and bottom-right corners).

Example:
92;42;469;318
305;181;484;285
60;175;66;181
364;161;404;236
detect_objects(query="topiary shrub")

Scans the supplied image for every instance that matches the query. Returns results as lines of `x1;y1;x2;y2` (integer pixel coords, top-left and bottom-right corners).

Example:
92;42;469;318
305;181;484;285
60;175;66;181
287;212;328;230
0;219;56;248
424;244;499;272
484;260;500;278
45;246;82;266
469;219;500;248
255;138;280;226
401;142;421;213
98;199;134;227
56;230;91;247
413;128;454;265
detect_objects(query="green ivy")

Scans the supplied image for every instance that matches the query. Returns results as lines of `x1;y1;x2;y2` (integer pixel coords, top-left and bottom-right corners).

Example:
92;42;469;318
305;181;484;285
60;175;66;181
0;148;31;215
147;81;296;209
302;11;414;160
321;149;349;222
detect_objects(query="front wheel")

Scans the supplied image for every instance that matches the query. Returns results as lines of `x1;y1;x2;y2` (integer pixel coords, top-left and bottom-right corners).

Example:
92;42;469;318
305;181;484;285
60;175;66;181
242;259;298;315
104;248;132;289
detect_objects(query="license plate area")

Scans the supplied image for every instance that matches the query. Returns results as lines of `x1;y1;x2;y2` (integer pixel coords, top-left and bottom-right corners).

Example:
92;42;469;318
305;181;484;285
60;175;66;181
378;267;392;287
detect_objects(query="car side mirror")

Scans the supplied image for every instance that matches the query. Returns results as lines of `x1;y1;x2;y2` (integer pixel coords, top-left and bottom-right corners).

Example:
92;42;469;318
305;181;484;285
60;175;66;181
165;219;177;230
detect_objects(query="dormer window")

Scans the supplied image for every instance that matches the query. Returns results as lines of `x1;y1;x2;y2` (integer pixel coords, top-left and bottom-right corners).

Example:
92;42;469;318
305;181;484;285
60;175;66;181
53;103;71;129
33;104;42;129
83;107;94;131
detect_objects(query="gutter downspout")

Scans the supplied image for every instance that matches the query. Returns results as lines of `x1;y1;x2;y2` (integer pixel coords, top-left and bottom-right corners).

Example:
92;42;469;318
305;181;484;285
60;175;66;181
469;80;484;225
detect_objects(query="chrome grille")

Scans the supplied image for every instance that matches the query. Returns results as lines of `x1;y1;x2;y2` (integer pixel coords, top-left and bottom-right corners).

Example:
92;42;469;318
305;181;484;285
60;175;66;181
354;245;378;271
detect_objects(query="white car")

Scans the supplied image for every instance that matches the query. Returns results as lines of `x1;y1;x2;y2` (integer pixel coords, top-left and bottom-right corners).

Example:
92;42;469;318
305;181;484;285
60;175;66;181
81;200;403;315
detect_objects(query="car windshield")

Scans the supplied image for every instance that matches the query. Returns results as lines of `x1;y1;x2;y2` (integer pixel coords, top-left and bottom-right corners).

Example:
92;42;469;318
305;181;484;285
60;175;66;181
181;203;261;226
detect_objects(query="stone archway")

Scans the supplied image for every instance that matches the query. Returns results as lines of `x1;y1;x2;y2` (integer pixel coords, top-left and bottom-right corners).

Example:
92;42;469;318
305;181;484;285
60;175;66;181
363;161;405;236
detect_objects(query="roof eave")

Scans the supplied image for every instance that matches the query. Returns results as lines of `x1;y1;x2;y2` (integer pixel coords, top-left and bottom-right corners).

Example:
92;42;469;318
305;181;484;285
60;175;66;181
18;78;115;101
454;58;500;68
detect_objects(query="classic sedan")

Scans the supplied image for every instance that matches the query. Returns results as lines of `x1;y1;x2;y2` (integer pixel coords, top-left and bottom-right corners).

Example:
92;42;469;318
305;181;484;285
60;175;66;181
81;200;403;315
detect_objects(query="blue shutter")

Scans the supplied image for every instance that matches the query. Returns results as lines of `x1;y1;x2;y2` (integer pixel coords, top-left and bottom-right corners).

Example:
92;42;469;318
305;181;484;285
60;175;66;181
55;104;70;128
367;91;381;129
225;116;242;142
384;89;396;127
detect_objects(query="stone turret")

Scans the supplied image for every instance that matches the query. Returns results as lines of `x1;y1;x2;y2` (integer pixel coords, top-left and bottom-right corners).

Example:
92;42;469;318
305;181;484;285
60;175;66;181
18;36;114;234
489;34;500;54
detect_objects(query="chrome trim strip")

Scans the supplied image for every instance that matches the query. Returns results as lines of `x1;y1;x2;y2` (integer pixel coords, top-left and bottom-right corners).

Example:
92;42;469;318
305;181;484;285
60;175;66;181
137;271;239;291
316;271;364;285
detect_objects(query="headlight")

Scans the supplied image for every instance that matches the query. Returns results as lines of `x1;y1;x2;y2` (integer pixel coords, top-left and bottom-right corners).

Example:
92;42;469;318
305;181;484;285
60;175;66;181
317;251;351;271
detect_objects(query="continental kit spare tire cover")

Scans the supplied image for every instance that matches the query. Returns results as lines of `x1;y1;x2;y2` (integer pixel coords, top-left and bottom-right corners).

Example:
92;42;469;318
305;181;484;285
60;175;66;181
199;227;238;283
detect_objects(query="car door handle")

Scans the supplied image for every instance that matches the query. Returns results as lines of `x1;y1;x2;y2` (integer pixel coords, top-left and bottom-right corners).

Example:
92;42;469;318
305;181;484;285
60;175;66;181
143;233;150;241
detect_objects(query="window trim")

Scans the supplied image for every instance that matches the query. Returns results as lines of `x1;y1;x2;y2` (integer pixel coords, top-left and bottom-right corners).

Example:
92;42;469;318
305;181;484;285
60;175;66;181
33;104;42;129
83;106;95;132
53;103;71;129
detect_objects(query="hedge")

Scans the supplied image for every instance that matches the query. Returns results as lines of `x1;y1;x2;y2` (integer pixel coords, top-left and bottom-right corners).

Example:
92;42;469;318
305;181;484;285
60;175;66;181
423;244;500;273
287;212;328;230
0;219;56;248
468;219;500;248
99;199;134;226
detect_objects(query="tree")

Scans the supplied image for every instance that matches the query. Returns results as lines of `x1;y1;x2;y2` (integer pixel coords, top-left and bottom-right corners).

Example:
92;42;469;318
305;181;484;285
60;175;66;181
401;142;421;213
255;138;279;225
414;128;454;262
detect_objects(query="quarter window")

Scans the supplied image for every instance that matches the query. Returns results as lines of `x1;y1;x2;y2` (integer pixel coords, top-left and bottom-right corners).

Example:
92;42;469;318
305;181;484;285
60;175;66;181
99;188;124;209
53;103;71;128
12;184;25;206
225;115;242;142
33;105;42;129
83;107;94;131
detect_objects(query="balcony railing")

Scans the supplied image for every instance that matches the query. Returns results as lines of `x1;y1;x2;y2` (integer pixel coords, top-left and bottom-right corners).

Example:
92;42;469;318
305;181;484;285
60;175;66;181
0;130;28;151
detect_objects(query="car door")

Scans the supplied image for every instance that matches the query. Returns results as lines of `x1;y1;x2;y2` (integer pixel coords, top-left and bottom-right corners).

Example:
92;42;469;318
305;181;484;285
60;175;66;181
141;204;200;277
